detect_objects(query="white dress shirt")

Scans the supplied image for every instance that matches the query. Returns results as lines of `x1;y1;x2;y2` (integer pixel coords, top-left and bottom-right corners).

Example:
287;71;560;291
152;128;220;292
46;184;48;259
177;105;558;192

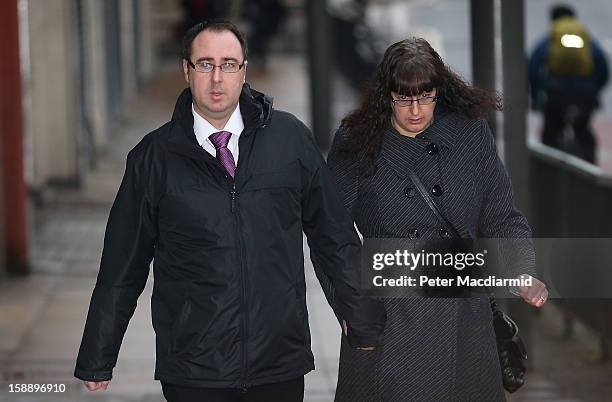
192;103;244;164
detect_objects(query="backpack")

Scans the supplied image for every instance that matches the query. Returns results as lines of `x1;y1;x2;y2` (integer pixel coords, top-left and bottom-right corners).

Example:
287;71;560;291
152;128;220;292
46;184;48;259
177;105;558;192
548;16;594;76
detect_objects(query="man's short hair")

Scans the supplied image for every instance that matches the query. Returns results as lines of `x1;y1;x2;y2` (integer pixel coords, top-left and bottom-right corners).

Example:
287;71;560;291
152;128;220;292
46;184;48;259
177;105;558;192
182;20;248;62
551;4;576;21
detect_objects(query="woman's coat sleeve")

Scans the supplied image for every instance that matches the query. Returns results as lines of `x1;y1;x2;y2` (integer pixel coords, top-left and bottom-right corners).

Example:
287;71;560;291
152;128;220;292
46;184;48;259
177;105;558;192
476;120;537;279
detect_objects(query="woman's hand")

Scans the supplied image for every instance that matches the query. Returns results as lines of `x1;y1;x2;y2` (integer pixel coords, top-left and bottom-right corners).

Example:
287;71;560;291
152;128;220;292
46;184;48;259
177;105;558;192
517;274;548;307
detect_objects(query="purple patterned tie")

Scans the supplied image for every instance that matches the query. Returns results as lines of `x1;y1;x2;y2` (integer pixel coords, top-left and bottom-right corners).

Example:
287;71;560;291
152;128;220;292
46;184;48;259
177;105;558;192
209;131;236;178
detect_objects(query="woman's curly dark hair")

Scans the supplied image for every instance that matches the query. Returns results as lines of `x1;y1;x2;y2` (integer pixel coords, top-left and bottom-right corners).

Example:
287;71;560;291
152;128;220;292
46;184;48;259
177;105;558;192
338;37;502;174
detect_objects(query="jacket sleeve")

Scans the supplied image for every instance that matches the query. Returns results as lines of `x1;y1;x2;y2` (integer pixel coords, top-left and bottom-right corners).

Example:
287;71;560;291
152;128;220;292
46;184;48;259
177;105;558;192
310;129;360;317
74;149;158;381
592;40;609;91
297;121;386;348
475;120;537;280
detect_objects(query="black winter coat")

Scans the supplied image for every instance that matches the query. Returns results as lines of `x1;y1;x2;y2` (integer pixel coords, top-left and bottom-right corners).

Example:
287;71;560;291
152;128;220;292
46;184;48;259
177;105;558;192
324;110;536;401
74;85;385;388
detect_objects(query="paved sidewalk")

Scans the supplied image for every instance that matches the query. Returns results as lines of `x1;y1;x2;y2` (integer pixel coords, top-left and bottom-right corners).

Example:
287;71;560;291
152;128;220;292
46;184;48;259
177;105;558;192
2;54;612;402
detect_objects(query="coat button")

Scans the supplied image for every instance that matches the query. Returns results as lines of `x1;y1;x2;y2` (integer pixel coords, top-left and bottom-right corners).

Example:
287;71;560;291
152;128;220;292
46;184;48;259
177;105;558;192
409;229;420;238
425;143;439;155
404;186;415;198
439;228;450;238
432;185;443;196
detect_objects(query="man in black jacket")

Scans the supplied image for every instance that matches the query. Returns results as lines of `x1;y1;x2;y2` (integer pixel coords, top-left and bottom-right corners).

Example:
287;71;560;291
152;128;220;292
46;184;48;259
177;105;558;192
74;20;385;402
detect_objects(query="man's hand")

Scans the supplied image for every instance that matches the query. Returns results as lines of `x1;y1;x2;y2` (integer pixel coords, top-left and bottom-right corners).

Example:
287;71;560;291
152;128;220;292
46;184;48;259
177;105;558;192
517;274;548;308
343;320;375;351
83;381;110;391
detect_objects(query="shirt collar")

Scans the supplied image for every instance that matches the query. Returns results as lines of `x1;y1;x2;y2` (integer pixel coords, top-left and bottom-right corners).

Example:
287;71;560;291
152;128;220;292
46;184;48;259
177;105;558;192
192;103;245;147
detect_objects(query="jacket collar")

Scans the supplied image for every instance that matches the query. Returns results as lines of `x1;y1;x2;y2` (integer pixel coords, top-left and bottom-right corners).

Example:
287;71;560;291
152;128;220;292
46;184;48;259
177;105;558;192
379;108;466;178
167;84;273;159
416;104;457;149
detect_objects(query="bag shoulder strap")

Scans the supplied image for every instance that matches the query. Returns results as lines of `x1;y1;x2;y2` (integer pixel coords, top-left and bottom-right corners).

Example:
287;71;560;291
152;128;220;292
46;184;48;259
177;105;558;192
408;168;500;300
407;168;461;238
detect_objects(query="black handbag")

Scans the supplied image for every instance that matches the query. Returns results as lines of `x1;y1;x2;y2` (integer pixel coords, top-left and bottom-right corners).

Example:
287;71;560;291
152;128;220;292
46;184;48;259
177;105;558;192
490;296;527;393
406;168;527;393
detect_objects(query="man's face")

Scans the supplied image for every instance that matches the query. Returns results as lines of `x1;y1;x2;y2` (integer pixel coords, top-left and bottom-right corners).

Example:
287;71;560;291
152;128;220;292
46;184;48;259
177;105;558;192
183;29;246;128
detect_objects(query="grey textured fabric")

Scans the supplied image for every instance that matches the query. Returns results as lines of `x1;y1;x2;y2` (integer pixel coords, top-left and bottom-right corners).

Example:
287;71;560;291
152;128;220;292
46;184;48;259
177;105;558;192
320;111;536;402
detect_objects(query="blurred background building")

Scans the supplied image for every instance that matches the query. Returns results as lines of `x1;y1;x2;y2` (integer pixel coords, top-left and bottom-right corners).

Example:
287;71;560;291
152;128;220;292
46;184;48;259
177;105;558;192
1;0;612;401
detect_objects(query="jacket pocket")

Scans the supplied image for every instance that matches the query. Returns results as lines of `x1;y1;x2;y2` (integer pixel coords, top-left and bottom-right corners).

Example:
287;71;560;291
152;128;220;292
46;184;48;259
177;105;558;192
294;283;307;346
168;298;191;355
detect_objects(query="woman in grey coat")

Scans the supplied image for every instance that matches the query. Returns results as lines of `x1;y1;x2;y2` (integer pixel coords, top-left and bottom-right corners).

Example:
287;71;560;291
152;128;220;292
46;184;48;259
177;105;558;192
322;38;549;401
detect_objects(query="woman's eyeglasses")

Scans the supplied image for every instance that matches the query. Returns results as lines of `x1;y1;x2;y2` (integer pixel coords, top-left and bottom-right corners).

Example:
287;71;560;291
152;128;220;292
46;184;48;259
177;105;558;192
391;95;437;107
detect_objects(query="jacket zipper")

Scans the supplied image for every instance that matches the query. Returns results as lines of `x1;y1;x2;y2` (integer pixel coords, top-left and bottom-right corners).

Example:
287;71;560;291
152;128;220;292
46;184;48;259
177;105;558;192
227;126;260;388
231;128;261;389
231;181;249;388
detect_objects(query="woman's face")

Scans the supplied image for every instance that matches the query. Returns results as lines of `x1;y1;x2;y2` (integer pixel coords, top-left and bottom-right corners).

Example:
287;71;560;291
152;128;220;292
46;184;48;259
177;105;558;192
390;88;437;137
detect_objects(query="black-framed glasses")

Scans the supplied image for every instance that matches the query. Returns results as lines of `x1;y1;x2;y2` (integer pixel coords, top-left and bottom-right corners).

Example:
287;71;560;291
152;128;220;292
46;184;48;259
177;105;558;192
187;59;247;73
391;95;438;107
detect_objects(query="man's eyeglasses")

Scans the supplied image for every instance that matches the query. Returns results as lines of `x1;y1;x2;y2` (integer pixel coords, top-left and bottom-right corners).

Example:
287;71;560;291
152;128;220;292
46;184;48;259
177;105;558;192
187;60;247;73
391;95;437;107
